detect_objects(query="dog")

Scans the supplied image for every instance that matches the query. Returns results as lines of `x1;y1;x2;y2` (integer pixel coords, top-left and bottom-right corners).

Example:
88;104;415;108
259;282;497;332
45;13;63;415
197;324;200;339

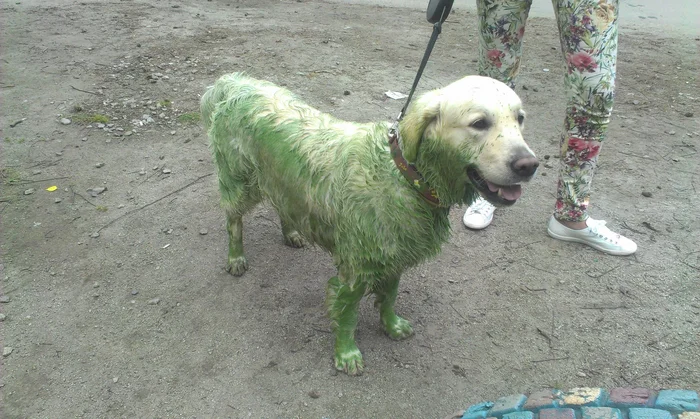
201;72;538;375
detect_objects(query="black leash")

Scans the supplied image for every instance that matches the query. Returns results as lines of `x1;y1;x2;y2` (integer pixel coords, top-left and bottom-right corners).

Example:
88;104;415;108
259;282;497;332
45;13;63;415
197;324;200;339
394;3;451;124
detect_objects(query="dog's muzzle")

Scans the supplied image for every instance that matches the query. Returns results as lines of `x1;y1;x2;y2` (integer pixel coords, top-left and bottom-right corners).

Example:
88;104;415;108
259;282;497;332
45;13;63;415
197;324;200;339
467;154;538;206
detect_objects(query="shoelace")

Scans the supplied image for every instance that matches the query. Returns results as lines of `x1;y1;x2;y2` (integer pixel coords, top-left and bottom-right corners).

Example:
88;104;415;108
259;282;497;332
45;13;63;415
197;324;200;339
468;198;492;215
588;220;621;244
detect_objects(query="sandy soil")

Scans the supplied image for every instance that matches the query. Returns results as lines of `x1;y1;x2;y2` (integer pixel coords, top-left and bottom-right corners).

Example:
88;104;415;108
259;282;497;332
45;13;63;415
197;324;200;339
1;1;698;418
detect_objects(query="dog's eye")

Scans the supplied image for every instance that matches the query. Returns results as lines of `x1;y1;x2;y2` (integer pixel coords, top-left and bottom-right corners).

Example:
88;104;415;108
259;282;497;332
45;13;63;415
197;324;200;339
469;119;490;130
517;114;525;125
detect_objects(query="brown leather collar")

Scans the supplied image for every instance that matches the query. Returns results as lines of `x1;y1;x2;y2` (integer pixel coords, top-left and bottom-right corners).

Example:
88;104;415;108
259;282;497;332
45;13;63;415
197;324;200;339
388;129;441;207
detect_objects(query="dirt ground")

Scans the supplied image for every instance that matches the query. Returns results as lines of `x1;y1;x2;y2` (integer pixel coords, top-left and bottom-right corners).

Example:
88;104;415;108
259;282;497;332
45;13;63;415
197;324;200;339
1;0;698;418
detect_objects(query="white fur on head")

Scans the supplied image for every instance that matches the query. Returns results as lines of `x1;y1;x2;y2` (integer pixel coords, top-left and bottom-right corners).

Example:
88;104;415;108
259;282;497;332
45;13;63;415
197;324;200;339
399;90;442;163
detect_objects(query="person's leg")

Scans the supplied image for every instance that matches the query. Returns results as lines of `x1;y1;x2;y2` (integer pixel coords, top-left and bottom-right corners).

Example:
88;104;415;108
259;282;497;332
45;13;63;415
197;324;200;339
547;0;636;255
464;0;533;229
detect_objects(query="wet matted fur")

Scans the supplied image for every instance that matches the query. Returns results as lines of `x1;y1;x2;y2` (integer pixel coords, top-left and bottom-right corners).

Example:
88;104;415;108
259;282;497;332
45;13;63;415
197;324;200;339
201;72;537;375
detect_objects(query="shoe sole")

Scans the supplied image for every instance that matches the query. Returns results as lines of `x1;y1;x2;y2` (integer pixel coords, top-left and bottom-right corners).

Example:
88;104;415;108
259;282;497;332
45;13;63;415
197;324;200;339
547;228;635;256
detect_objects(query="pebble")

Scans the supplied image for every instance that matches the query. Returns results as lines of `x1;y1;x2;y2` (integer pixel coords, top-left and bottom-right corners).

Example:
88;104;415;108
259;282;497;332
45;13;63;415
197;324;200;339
543;162;553;169
60;118;72;125
576;371;587;377
87;187;107;197
668;130;676;135
343;90;350;96
112;377;119;383
95;162;105;168
131;290;139;295
147;298;161;305
24;188;35;195
0;313;5;321
685;112;694;117
642;191;652;197
54;198;62;203
544;154;550;160
125;131;133;136
308;390;321;399
97;123;106;129
82;137;88;142
139;169;146;175
90;232;100;238
118;204;125;209
2;347;13;357
32;169;42;175
56;151;63;156
162;168;172;174
199;228;208;235
0;295;10;303
632;100;640;105
170;130;176;135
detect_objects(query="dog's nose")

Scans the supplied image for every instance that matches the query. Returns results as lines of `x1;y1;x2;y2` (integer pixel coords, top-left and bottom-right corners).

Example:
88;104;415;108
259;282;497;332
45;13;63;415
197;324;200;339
510;155;539;177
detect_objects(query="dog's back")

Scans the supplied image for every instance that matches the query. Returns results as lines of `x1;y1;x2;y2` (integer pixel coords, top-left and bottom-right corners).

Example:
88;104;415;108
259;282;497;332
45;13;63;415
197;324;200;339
201;73;399;250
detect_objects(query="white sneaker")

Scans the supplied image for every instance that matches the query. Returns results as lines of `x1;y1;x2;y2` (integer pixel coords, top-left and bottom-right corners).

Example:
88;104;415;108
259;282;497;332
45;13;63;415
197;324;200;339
462;197;496;230
547;216;637;256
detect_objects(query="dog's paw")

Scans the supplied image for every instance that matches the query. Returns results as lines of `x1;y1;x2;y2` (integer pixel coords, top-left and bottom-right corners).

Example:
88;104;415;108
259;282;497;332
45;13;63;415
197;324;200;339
383;316;414;340
226;256;249;276
283;231;304;248
334;348;364;376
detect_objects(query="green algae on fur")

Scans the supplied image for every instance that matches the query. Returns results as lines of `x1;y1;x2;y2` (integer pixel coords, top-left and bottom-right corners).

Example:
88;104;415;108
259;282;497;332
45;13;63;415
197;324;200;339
201;72;528;375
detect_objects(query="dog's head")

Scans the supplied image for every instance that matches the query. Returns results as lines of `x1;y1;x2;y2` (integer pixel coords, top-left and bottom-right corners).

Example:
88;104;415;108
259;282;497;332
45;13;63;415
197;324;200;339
399;76;538;207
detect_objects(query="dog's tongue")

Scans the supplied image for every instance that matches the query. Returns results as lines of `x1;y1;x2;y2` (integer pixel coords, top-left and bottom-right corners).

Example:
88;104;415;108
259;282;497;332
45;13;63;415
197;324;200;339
486;181;522;201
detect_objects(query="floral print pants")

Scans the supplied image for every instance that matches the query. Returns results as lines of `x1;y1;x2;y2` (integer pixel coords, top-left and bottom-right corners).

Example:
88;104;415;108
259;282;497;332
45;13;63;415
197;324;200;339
476;0;619;221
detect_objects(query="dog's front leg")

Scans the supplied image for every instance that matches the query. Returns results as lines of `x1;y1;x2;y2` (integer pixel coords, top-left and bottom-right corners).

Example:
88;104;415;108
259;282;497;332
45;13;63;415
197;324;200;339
326;275;366;375
373;276;414;340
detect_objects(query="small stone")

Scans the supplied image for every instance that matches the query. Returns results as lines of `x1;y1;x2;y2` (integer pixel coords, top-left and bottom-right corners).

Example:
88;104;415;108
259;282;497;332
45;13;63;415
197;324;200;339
147;298;161;305
543;162;553;169
642;191;652;197
24;188;35;195
95;162;105;168
672;158;681;162
162;168;171;174
54;198;62;203
308;390;321;399
544;154;550;160
112;377;119;383
343;90;350;96
199;228;208;235
118;204;124;209
170;130;176;135
124;130;133;136
0;313;6;321
632;100;640;105
32;169;42;175
131;290;139;295
543;68;550;72
90;232;100;238
541;172;547;176
0;295;10;303
87;187;107;197
60;118;71;125
684;112;694;117
97;123;106;129
668;130;676;135
2;347;13;357
577;371;587;377
139;169;146;175
55;151;63;156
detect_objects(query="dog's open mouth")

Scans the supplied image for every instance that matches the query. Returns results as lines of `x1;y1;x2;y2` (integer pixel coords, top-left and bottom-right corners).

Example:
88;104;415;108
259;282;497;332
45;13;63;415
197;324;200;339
467;168;522;206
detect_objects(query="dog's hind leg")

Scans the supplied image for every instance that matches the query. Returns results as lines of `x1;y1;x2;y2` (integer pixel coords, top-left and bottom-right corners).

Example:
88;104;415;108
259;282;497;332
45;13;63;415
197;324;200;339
373;276;414;340
326;275;367;375
281;219;304;248
214;150;261;276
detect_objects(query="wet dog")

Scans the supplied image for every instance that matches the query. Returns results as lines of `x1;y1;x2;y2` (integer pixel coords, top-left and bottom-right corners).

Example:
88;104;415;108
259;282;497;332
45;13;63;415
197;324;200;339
201;73;537;375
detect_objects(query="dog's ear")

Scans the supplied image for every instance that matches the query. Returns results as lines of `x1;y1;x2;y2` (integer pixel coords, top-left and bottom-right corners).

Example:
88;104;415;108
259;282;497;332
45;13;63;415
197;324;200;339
399;91;441;162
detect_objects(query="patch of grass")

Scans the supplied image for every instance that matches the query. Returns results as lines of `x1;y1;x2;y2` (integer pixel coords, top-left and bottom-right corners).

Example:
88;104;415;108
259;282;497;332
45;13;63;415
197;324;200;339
158;99;172;108
72;113;110;124
0;167;22;185
177;112;200;124
96;205;108;212
4;137;26;144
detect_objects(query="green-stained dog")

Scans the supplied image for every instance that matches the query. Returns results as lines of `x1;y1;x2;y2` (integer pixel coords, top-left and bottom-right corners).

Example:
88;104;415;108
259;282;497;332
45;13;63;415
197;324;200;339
201;72;538;375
